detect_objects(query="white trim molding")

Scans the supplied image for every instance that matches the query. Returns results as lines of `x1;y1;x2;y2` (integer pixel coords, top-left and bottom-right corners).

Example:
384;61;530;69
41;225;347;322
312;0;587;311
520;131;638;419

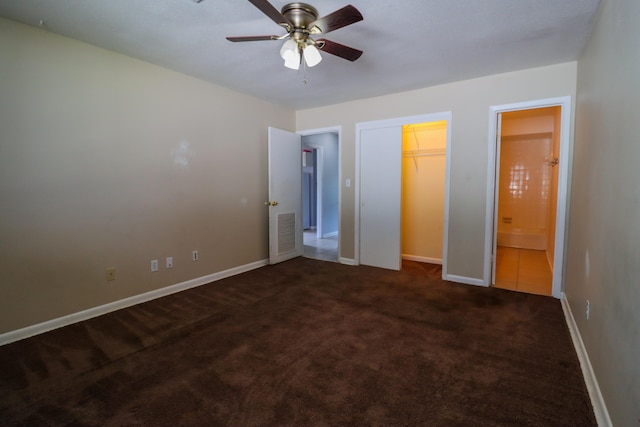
402;254;442;265
561;293;612;427
0;259;269;346
445;274;486;287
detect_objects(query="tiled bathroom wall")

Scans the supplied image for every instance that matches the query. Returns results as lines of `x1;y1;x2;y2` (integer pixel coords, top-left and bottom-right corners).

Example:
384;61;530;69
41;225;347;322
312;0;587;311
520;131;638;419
497;133;552;242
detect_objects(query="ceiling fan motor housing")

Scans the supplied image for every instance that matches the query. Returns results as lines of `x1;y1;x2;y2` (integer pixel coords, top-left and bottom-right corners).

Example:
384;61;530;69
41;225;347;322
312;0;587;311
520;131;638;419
282;3;318;28
282;2;318;42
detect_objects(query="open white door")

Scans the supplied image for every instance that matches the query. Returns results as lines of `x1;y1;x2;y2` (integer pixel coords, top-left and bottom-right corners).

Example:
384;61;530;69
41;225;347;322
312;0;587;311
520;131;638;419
359;126;402;270
268;127;303;264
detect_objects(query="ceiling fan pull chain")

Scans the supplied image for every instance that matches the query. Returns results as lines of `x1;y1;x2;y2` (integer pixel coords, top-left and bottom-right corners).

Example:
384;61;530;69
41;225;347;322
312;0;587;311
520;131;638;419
301;52;308;84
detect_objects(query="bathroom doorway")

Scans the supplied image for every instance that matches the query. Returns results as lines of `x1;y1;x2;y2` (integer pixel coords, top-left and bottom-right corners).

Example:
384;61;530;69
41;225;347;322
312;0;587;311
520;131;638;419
494;107;560;295
486;97;571;298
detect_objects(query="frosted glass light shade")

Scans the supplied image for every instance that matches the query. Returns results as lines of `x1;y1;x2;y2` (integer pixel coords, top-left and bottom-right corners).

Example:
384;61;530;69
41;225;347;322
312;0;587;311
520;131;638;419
283;50;300;69
280;39;300;70
303;44;322;67
280;39;297;59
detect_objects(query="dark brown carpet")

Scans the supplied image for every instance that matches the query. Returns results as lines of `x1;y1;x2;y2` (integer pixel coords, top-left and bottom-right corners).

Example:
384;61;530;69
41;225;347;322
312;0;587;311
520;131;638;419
0;258;596;426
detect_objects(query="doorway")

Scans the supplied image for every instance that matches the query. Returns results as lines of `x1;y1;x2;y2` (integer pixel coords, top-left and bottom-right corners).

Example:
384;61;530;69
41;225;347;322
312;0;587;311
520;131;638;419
355;112;452;276
485;97;571;298
300;129;340;262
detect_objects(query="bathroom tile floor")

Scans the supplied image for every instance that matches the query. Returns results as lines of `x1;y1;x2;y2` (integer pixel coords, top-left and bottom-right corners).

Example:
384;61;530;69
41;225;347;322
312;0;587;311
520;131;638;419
494;246;552;296
303;230;338;262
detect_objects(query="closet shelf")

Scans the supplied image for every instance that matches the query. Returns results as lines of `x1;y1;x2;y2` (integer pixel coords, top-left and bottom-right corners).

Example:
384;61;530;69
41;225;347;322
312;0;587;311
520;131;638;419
402;148;446;158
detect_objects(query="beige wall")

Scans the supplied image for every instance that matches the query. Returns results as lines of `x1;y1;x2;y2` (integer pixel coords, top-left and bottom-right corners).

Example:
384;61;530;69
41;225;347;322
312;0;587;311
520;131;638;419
570;0;640;424
297;63;577;280
0;18;295;333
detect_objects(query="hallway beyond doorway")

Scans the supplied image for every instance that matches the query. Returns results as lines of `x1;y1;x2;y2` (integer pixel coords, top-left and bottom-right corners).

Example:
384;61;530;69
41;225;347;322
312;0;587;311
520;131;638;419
303;230;338;262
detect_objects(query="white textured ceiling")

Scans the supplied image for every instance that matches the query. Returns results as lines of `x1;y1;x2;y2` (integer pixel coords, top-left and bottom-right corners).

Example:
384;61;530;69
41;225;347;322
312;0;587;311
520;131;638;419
0;0;600;110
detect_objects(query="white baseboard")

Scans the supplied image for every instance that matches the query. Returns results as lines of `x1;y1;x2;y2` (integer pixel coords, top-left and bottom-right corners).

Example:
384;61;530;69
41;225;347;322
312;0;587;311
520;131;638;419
561;293;612;427
0;259;269;346
445;274;487;287
339;257;357;266
402;254;442;265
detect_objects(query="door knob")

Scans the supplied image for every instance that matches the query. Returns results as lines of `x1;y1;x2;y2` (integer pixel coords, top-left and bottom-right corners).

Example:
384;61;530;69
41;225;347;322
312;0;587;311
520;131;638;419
265;201;279;206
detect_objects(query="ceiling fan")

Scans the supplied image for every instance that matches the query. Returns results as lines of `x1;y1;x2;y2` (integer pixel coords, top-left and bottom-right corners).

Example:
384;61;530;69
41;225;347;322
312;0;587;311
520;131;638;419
226;0;363;70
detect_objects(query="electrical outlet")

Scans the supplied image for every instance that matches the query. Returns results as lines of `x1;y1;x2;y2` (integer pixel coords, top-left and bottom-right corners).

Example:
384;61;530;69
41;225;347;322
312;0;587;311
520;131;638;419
192;250;199;261
106;268;116;281
151;259;158;272
586;300;590;320
166;257;173;269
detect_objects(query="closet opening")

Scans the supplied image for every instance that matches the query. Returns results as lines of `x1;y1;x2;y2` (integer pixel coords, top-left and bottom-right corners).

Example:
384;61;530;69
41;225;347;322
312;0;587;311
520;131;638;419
402;121;447;265
356;112;451;274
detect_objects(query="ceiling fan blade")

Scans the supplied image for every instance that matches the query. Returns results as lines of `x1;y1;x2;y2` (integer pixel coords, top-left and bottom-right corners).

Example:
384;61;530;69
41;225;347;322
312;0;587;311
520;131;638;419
309;5;363;34
317;39;363;62
248;0;293;29
226;35;279;42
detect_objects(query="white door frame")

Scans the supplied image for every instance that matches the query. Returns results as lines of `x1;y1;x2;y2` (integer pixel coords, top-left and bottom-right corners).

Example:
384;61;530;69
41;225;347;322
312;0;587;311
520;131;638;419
355;112;453;278
484;96;572;298
298;126;342;259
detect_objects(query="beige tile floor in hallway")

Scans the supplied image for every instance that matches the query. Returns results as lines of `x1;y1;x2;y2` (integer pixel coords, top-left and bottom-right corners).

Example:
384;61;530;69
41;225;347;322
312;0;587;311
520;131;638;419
494;246;552;296
303;230;338;262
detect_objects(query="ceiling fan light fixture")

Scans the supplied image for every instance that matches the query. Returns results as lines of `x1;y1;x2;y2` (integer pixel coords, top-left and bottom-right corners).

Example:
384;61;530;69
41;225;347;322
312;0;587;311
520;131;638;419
228;1;364;70
303;44;322;67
